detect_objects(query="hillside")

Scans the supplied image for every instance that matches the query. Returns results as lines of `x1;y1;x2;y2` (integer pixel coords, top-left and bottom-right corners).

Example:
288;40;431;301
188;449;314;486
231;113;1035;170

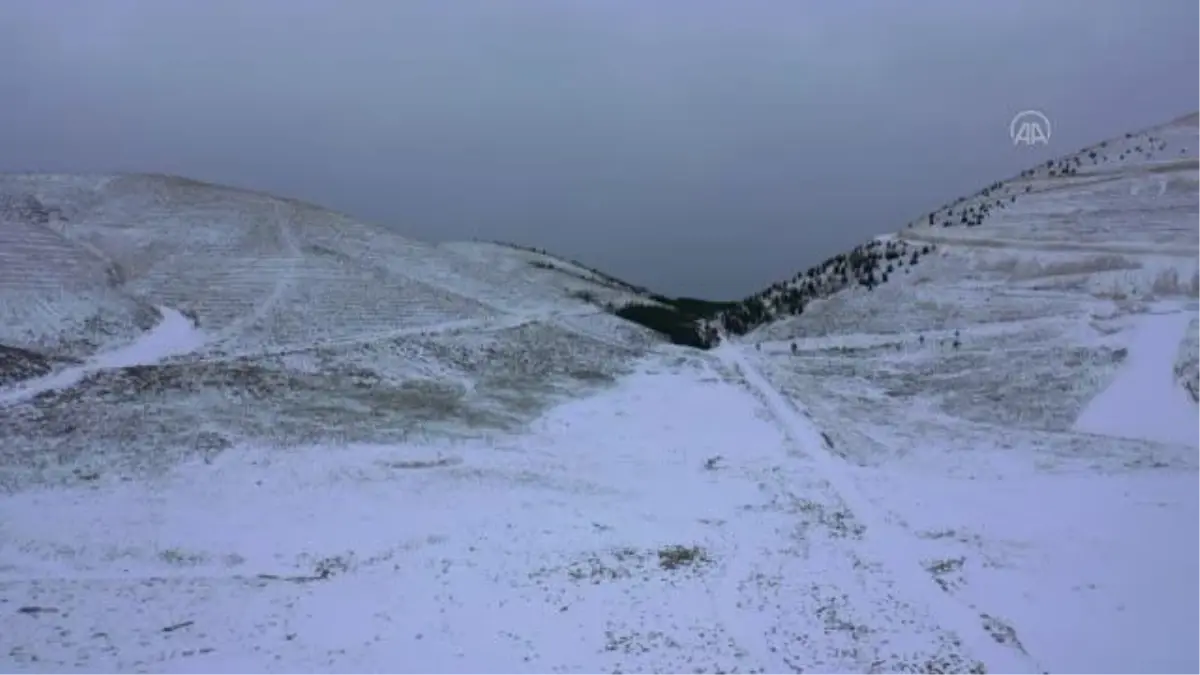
0;173;677;490
705;112;1200;672
0;113;1197;673
708;113;1198;339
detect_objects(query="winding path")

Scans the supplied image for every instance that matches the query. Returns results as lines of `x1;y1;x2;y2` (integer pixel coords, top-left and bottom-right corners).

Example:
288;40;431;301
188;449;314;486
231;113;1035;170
0;306;205;407
1074;310;1199;447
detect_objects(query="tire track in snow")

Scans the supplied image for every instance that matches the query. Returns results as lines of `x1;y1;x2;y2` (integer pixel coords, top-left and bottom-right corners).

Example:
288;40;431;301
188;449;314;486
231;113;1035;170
715;344;1043;674
700;356;882;673
707;520;788;673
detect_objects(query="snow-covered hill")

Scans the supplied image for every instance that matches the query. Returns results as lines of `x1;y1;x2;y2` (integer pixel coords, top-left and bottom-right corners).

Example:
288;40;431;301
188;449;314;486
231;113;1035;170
709;113;1200;671
710;113;1198;336
0;173;669;491
438;240;662;310
1;113;1197;673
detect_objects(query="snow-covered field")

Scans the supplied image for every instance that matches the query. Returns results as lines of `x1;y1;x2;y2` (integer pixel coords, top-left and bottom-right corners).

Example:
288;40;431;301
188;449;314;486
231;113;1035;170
1;114;1198;673
738;313;1198;673
739;114;1199;672
0;350;1019;674
2;335;1191;673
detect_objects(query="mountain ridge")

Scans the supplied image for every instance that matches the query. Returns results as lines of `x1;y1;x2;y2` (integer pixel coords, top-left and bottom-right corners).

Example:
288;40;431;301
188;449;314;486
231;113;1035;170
701;110;1199;343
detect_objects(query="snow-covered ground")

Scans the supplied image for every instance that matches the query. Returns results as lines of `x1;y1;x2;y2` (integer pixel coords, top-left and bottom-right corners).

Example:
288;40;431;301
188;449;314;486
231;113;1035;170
1075;308;1199;446
738;316;1198;673
1;114;1198;673
736;114;1199;673
437;240;662;311
0;307;205;406
0;352;1025;673
2;337;1192;672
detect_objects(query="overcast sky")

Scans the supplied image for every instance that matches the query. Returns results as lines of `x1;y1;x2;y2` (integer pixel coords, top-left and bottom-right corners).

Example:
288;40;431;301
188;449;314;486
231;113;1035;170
1;1;1196;299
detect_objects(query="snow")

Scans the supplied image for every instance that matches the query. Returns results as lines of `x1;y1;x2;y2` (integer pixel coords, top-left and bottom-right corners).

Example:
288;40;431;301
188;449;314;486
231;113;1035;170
717;344;1040;673
713;113;1200;674
0;355;1003;673
4;341;1192;672
1;173;637;364
92;307;206;368
1075;308;1200;447
731;301;1199;674
856;462;1199;674
0;172;663;493
1;116;1198;673
0;306;204;406
437;240;660;312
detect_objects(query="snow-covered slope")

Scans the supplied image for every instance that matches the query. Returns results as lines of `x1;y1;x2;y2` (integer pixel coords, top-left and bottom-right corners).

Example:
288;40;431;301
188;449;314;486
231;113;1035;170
0;173;664;490
1;114;1197;674
438;240;665;310
713;113;1200;671
711;113;1198;337
0;183;160;362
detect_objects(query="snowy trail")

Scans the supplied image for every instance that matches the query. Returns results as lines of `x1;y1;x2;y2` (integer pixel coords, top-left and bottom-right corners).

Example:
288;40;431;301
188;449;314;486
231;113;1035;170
1075;310;1199;446
0;306;205;406
715;343;1042;674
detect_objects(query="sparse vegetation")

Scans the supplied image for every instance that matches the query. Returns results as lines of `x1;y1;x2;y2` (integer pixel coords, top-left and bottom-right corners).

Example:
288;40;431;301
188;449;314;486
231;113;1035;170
381;456;460;470
0;319;641;491
656;544;709;570
0;344;69;386
981;613;1027;653
704;237;936;338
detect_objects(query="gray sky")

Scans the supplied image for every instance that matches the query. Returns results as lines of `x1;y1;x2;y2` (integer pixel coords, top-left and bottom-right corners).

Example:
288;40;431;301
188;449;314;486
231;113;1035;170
1;1;1196;299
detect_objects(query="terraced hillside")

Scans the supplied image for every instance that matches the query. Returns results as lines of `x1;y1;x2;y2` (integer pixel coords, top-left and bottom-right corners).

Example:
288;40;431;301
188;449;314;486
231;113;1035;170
0;173;665;490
